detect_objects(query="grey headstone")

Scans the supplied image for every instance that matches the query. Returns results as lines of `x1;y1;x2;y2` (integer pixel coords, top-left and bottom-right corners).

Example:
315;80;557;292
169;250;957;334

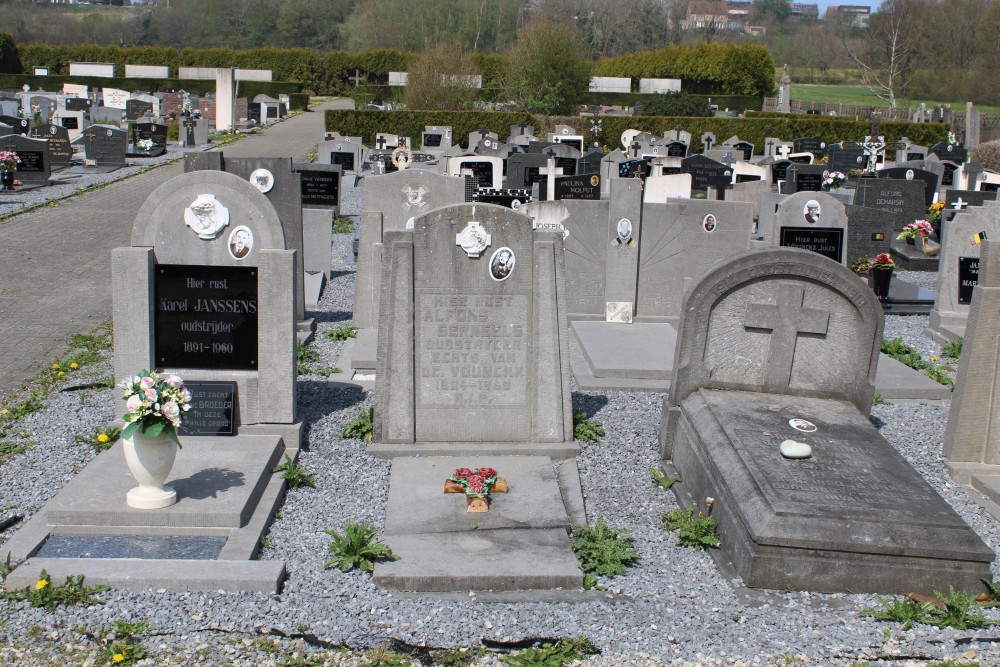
0;134;51;186
374;204;575;449
83;124;127;168
29;123;72;170
879;166;941;209
845;204;911;267
660;247;992;594
775;191;849;265
853;177;927;221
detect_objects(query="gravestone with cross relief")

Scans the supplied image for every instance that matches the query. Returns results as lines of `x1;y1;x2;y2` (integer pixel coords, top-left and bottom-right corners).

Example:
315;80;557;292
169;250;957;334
661;247;993;593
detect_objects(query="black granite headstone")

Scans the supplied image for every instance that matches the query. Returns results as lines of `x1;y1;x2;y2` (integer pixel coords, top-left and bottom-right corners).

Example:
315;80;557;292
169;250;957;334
297;165;341;208
682;154;732;191
30;124;72;169
538;174;601;200
0;116;29;136
959;256;979;305
793;137;826;156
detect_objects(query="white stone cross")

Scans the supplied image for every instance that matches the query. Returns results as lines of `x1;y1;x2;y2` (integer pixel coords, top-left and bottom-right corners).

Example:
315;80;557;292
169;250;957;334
744;283;830;391
539;157;563;202
953;197;967;210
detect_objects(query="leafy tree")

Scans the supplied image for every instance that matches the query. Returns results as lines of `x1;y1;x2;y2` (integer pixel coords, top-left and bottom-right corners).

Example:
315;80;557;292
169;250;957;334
753;0;791;25
0;31;21;74
403;43;481;110
502;18;591;115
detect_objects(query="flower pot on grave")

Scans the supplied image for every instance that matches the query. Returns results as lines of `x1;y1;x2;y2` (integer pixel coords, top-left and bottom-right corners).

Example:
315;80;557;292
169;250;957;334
905;236;916;246
0;171;14;191
869;267;893;303
466;496;490;513
123;431;179;509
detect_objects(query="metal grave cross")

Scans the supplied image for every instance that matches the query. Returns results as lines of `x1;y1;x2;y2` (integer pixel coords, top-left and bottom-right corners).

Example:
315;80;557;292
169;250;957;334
743;283;831;391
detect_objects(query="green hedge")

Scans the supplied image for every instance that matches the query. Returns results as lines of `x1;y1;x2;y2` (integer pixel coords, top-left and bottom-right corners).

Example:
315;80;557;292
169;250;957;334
592;44;776;97
326;109;950;153
0;73;301;98
288;93;309;111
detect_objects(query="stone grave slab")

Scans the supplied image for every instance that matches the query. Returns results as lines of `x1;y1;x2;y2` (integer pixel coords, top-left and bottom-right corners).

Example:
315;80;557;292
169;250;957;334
83;124;127;172
879;166;940;209
375;456;582;592
572;321;675;381
661;248;993;593
946;189;996;210
786;164;828;193
854;177;927;221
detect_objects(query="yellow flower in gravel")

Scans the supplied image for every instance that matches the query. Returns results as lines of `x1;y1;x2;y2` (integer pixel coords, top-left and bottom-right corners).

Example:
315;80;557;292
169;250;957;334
70;362;78;370
51;363;60;369
97;434;109;443
1;409;7;415
112;654;125;663
35;578;48;590
57;371;65;377
931;356;939;362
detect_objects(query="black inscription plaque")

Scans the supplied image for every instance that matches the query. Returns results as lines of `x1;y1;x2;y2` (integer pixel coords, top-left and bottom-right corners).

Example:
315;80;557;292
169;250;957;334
423;133;442;147
683;154;731;191
178;381;237;436
666;141;687;157
462;161;494;188
155;265;258;370
795;172;823;192
539;174;600;200
15;151;44;172
554;156;577;177
771;160;792;184
959;256;979;305
780;227;844;263
330;151;355;171
300;170;340;207
733;141;754;161
61;117;79;130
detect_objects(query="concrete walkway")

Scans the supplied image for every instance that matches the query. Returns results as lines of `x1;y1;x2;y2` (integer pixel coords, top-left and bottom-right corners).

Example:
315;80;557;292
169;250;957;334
0;100;344;402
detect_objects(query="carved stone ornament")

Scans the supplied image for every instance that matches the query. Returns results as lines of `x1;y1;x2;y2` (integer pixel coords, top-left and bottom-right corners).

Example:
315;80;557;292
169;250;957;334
184;194;231;240
455;220;491;258
402;184;429;211
391;146;412;170
249;168;274;193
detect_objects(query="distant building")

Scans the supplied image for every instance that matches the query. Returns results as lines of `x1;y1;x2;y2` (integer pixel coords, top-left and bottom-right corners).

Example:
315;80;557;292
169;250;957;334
787;3;820;20
826;5;871;27
683;1;754;31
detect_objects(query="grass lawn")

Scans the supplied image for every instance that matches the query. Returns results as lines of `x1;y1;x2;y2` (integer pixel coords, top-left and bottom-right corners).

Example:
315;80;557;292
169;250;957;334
791;84;1000;114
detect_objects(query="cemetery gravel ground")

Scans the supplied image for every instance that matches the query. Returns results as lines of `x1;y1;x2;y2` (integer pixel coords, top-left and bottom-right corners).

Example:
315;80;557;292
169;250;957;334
1;182;999;666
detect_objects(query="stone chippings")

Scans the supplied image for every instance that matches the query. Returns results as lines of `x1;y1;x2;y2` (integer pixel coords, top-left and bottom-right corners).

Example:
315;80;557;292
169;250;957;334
1;180;1000;666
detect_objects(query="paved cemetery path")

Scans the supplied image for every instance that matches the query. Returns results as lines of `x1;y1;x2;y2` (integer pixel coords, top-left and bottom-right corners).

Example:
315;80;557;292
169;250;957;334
0;100;344;402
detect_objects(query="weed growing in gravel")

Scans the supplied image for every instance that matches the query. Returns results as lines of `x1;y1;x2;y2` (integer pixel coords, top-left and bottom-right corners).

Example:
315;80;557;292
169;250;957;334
433;646;486;667
342;407;374;443
924;364;955;389
255;636;280;654
942;337;963;359
650;468;680;490
0;439;31;465
572;516;640;581
324;521;398;573
862;595;935;630
280;653;327;667
333;216;356;234
324;325;359;341
501;637;599;667
871;392;890;406
272;454;316;488
74;426;121;453
3;570;108;608
361;644;412;666
296;342;321;375
662;505;720;550
0;553;14;582
98;619;151;666
572;410;605;445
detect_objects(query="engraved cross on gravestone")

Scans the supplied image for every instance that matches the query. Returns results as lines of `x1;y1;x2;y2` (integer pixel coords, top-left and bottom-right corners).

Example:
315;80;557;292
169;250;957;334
721;152;736;168
743;283;831;390
539;158;564;202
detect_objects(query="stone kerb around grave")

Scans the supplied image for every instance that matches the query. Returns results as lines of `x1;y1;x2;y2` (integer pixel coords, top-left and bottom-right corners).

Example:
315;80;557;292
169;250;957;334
373;203;575;455
661;247;882;457
113;170;297;434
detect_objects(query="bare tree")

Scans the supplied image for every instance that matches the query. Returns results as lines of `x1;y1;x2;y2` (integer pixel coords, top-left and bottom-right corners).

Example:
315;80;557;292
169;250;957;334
843;0;919;108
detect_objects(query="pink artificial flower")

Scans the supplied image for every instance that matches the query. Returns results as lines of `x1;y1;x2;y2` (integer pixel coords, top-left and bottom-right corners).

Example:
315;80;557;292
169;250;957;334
454;468;473;479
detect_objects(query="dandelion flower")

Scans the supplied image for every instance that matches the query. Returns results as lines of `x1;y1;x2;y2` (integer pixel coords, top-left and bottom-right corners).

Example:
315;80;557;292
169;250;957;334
70;362;78;370
113;654;125;663
35;578;48;590
57;371;65;377
1;409;7;415
931;356;939;362
51;363;60;370
97;433;109;443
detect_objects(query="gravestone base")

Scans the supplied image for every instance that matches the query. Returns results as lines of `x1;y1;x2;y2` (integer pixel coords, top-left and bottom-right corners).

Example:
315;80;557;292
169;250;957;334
925;316;965;346
669;389;993;594
880;277;935;315
570;320;948;398
374;456;583;592
1;435;293;593
297;317;316;345
369;441;580;460
337;328;378;376
125;148;167;159
947;463;1000;522
889;238;939;272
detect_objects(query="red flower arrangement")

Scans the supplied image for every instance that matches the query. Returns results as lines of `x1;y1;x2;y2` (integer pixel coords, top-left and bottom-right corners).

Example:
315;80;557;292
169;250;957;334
449;467;499;497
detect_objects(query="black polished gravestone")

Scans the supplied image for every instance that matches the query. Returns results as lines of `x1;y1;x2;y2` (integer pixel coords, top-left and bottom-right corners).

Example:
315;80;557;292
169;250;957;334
682;154;732;192
827;145;867;173
879;167;940;209
771;159;793;185
125;99;154;122
854;177;927;221
247;102;261;123
665;141;688;158
619;158;650;179
0;134;51;187
787;153;813;165
294;163;341;209
129;122;168;157
578;149;604;176
732;141;754;161
330;150;356;172
177;380;237;436
538;173;601;201
931;141;968;165
940;161;961;188
64;97;92;114
793;137;826;157
83;125;127;171
787;164;827;193
153;264;259;370
959;256;979;305
780;226;844;263
555;156;578;177
507;152;549;189
30;124;73;170
0;116;30;136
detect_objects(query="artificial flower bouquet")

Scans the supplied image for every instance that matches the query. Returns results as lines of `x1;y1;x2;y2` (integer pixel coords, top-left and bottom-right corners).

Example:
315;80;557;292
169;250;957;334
120;370;192;446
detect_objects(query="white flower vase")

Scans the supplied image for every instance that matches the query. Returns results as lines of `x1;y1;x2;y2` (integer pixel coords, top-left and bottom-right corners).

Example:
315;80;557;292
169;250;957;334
123;431;179;509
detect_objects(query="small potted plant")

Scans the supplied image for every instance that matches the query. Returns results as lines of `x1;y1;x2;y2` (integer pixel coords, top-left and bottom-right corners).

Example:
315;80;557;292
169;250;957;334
851;256;873;277
0;150;21;191
821;170;847;191
136;138;154;154
120;370;192;509
896;220;934;246
868;253;895;304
